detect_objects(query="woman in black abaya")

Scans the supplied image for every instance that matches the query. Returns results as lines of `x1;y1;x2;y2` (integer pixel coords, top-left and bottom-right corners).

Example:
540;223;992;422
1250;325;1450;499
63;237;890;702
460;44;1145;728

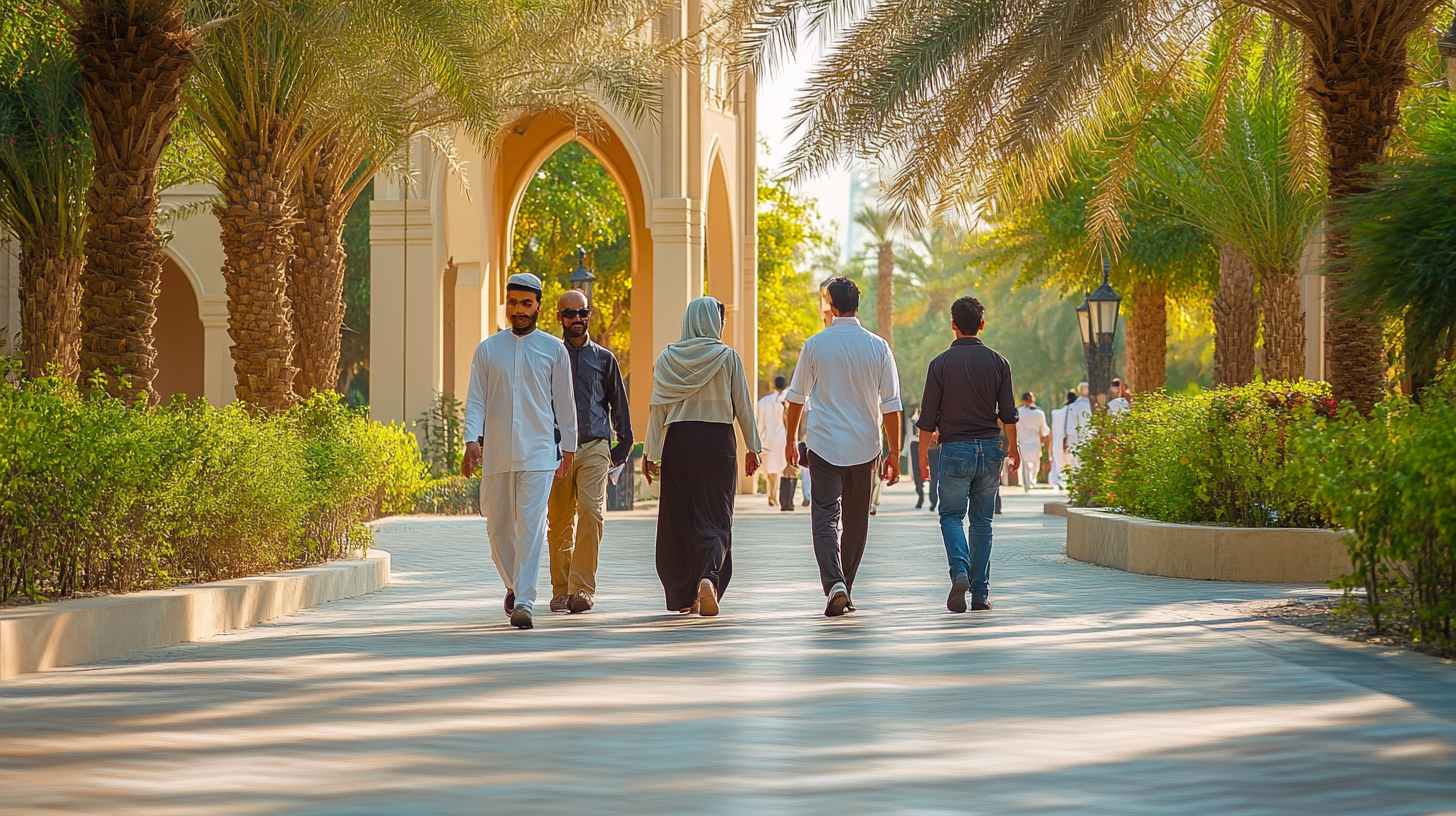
643;297;762;615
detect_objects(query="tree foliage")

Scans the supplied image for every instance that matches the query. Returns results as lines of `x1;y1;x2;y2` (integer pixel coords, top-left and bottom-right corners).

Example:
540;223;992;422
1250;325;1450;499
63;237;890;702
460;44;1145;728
756;168;829;385
510;141;632;367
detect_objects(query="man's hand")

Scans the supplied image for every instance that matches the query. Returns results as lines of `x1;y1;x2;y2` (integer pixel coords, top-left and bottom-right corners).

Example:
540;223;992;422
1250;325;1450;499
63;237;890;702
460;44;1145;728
746;451;761;477
1006;445;1021;474
785;438;799;469
555;451;574;480
463;441;482;478
643;457;658;484
880;453;901;486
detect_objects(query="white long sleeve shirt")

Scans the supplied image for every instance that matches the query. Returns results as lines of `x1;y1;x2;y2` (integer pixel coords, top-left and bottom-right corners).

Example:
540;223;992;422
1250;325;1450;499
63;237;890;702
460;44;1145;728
1017;405;1050;450
463;329;578;476
785;317;902;467
1062;397;1093;448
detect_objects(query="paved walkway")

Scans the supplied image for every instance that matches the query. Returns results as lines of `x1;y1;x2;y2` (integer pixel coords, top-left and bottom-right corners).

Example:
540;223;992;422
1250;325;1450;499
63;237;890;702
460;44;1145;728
3;487;1455;814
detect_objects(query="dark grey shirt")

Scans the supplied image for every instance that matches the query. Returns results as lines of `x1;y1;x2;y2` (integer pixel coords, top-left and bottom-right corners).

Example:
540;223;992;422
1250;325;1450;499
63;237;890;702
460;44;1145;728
565;338;633;464
916;337;1018;442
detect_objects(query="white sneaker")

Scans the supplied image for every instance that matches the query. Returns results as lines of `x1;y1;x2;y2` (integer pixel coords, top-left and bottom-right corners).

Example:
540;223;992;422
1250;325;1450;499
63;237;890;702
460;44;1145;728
825;582;849;617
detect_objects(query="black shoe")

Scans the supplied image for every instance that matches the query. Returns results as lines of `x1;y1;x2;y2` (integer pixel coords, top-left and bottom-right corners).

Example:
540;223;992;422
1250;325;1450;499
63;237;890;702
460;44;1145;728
972;598;993;612
929;502;938;512
504;591;515;616
947;574;970;613
915;498;924;509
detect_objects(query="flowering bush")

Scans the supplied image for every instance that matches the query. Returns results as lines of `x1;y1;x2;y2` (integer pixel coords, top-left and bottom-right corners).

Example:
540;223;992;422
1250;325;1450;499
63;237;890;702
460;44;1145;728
1068;381;1334;528
0;377;427;603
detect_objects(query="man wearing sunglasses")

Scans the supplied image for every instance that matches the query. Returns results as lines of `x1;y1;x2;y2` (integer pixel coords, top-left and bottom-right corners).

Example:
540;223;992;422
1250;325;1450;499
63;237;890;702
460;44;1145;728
546;288;632;614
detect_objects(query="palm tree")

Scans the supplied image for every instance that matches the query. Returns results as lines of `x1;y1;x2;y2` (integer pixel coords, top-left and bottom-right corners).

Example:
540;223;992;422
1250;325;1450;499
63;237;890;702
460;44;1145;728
70;0;197;402
854;204;898;348
1336;96;1456;397
285;0;667;397
0;3;91;381
740;0;1447;409
1128;18;1325;384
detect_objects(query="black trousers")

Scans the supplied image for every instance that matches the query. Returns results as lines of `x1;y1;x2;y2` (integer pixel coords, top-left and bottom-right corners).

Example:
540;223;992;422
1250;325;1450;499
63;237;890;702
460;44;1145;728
808;450;876;594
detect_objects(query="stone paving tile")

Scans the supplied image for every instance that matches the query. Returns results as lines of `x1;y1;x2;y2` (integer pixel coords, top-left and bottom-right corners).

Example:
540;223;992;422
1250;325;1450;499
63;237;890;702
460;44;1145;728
2;487;1454;815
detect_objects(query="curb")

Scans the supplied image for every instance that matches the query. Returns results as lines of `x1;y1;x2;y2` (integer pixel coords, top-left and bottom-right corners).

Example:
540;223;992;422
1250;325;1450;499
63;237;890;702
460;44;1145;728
1065;508;1350;583
0;549;390;683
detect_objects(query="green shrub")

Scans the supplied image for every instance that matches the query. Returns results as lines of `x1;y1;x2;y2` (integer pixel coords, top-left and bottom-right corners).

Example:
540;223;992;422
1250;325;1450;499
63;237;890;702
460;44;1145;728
1068;381;1334;528
416;475;481;515
0;379;428;603
1291;386;1456;653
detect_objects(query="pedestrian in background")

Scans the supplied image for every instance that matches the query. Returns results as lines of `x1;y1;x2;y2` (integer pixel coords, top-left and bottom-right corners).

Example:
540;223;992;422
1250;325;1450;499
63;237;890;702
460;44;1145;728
1016;392;1050;492
917;296;1018;613
546;289;631;615
1108;377;1131;414
756;376;789;506
1049;391;1075;490
1062;382;1093;474
643;297;761;617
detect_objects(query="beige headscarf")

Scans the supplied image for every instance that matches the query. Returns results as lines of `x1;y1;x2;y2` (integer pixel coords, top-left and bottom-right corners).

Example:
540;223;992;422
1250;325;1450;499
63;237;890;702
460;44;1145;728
650;297;736;407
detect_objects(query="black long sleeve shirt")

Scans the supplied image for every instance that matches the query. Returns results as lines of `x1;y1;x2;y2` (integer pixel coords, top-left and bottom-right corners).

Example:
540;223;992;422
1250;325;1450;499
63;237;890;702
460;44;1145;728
565;338;633;465
916;337;1018;442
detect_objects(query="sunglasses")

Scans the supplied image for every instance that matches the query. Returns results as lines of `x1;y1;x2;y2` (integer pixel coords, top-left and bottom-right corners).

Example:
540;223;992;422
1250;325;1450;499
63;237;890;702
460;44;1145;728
560;308;591;319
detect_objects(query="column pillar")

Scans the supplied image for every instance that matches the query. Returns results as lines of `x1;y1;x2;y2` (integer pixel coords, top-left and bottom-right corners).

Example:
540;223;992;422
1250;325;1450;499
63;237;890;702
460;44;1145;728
651;197;703;357
369;197;438;427
198;295;233;406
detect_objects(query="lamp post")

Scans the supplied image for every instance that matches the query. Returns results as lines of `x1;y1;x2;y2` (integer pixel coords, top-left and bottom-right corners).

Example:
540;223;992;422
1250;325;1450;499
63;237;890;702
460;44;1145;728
1439;17;1456;91
568;246;596;300
1082;256;1123;410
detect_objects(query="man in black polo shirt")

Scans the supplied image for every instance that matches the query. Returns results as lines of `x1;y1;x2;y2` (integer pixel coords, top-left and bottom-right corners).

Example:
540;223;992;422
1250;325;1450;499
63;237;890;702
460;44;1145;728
917;296;1019;613
546;289;632;614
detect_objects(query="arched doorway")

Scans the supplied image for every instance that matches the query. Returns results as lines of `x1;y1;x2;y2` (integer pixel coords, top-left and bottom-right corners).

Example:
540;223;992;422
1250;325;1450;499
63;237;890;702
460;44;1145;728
153;255;205;403
508;141;632;373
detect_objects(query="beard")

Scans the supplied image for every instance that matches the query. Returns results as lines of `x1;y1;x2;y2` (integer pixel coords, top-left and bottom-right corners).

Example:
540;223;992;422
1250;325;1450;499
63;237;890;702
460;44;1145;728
563;321;588;339
510;309;539;336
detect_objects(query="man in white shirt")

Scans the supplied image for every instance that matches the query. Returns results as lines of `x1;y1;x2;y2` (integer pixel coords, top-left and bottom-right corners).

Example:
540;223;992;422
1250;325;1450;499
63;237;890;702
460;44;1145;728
1048;391;1075;489
462;272;577;630
1016;392;1050;492
756;375;789;505
784;277;902;617
1108;377;1131;414
1061;382;1093;473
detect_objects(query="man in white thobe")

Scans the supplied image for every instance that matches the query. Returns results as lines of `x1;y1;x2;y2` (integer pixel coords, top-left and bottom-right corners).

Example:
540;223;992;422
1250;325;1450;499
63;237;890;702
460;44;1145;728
1061;382;1093;474
1016;392;1050;492
1108;377;1131;414
756;375;789;505
1049;391;1074;489
463;272;577;630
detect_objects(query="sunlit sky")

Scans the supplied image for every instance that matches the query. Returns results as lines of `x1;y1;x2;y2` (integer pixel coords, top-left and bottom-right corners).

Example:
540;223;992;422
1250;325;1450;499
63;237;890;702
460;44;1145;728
754;41;854;256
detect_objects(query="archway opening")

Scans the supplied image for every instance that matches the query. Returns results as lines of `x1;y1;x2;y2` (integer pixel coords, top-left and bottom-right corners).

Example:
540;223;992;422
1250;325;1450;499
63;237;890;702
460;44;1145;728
509;141;632;375
153;256;204;403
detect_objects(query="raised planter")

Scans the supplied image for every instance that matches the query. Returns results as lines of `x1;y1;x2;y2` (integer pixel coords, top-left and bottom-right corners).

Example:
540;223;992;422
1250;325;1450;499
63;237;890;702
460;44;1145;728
1065;508;1350;583
0;549;390;682
1044;501;1069;517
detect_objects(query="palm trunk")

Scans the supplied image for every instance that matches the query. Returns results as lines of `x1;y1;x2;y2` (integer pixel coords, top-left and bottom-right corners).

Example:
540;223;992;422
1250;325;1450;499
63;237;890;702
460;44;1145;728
73;0;196;404
1127;281;1166;393
1304;8;1420;410
1260;263;1305;382
1213;245;1257;387
19;235;83;381
876;242;894;348
217;134;299;411
289;141;349;398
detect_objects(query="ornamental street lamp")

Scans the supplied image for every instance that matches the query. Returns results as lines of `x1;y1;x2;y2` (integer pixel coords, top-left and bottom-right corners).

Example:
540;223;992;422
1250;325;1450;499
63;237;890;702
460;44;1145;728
1075;298;1094;389
568;246;596;300
1439;16;1456;91
1082;255;1123;409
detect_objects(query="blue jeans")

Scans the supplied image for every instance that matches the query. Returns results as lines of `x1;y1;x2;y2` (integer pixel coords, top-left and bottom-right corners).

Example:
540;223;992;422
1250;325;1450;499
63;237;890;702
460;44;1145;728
937;439;1003;601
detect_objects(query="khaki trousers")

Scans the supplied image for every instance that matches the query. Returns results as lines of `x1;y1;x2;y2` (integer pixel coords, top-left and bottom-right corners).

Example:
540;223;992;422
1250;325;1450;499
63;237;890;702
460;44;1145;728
547;438;611;597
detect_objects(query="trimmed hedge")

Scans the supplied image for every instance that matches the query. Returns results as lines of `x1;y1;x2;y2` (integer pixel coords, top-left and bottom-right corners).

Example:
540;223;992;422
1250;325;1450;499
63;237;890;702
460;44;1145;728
1068;381;1335;528
0;378;427;603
